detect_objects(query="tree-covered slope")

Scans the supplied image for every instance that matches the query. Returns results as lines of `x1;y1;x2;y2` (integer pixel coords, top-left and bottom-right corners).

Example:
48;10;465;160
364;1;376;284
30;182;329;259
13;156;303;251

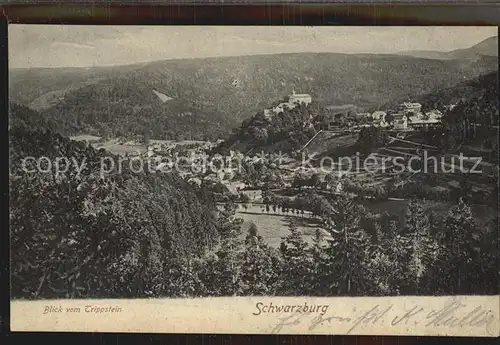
418;70;498;113
411;70;498;152
9;123;225;299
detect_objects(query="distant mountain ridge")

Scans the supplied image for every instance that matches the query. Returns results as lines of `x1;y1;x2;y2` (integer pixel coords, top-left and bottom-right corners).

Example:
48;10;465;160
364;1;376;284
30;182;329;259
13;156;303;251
399;35;498;60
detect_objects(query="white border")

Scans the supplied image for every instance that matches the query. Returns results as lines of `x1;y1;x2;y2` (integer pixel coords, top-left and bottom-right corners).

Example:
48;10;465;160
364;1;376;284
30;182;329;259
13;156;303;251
10;295;500;336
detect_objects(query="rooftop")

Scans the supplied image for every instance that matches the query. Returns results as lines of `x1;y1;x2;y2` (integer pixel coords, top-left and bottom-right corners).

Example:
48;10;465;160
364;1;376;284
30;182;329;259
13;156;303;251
410;118;441;124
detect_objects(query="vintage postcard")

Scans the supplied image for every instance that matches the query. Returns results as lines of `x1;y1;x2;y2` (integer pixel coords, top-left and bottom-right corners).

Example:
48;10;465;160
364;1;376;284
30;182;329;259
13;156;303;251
8;25;499;336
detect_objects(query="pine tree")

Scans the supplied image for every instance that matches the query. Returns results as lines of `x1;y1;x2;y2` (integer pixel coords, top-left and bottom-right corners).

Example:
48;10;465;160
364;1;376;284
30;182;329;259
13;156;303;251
403;200;440;294
246;222;260;244
164;255;205;297
322;195;372;295
279;220;314;295
440;197;479;293
308;228;329;295
367;218;409;295
240;226;281;296
199;209;245;296
201;237;244;296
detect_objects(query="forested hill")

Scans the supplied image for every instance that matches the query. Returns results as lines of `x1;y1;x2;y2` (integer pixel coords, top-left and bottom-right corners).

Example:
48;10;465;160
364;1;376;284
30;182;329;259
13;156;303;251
9;124;228;299
8;102;58;131
409;70;498;149
436;71;499;151
216;102;319;154
418;71;498;115
10;52;497;140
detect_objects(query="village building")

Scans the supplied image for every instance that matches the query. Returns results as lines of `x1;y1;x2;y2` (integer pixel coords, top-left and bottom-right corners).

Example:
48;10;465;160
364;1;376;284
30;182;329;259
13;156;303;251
226;181;246;194
390;112;409;129
408;118;442;130
408;109;444;130
398;102;422;115
378;118;390;128
352;112;370;122
336;181;343;193
204;173;220;182
371;111;386;120
217;167;235;181
403;107;443;126
241;189;262;202
187;177;202;187
426;109;444;120
370;105;443;130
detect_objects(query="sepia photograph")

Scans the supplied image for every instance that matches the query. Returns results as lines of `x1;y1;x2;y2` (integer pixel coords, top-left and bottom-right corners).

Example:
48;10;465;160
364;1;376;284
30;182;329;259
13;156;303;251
8;25;499;335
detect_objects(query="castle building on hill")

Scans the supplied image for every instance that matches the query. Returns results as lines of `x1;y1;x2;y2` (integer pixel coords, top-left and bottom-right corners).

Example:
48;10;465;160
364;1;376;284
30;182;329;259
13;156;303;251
264;90;312;118
288;90;312;106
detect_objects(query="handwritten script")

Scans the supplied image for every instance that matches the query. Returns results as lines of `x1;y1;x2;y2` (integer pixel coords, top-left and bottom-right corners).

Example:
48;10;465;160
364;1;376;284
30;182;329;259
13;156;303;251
268;298;497;336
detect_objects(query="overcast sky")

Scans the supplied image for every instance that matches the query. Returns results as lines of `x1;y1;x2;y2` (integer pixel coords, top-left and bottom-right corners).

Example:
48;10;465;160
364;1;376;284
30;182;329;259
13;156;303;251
9;25;498;68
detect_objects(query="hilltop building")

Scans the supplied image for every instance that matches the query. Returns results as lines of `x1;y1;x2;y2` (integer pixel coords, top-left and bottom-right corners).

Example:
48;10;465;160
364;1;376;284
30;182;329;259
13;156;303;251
265;102;292;116
288;90;312;105
264;90;312;118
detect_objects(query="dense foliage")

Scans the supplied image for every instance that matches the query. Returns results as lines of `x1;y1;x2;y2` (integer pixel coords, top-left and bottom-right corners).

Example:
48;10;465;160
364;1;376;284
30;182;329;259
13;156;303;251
419;71;498;115
356;126;389;150
10;126;224;298
410;71;499;161
9;103;59;132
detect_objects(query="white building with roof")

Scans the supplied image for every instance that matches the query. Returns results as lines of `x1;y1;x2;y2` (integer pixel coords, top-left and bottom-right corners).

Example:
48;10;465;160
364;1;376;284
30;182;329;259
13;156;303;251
264;90;312;118
288;90;312;105
426;109;444;120
398;102;422;115
407;109;444;129
371;111;386;120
